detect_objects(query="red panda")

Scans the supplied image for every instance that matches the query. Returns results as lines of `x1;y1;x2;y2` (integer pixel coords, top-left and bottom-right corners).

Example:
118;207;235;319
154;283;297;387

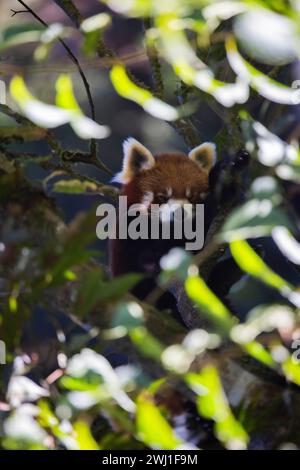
109;138;216;281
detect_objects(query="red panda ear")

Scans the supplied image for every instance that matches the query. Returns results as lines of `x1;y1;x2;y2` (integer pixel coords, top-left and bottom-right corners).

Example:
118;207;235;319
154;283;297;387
112;138;155;184
188;142;216;172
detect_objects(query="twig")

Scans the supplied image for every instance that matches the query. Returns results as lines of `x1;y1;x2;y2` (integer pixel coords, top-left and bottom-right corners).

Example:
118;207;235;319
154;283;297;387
53;0;82;28
0;103;62;155
0;103;34;126
15;0;97;157
10;9;27;17
143;19;164;99
61;148;113;176
143;18;199;149
1;144;118;198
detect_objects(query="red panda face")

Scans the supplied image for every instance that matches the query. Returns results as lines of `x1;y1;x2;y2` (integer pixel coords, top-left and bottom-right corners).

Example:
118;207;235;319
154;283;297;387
113;138;216;211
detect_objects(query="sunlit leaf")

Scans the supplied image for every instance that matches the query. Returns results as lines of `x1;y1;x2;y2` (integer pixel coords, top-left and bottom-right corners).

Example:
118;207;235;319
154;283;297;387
160;247;192;282
136;392;183;449
10;76;71;128
230;239;292;291
186;366;248;450
103;0;152;17
221;201;290;241
70;115;110;139
4;406;47;447
113;301;144;330
156;14;249;107
34;23;70;61
0;24;44;51
55;74;110;139
252;121;300;167
7;376;49;408
66;349;135;412
226;35;300;104
185;275;236;332
53;179;99;194
231;305;295;345
73;421;100;450
242;341;276;368
282;357;300;386
221;177;295;242
81;13;111;33
272;226;300;265
55;74;82;113
234;9;299;65
110;64;179;120
129;327;164;361
81;13;112;56
10;75;110;139
230;240;300;307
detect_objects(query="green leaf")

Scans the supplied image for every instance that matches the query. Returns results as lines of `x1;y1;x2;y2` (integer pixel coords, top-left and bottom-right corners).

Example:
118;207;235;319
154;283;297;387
272;226;300;265
282;357;300;386
0;24;44;51
55;74;110;139
53;179;99;194
230;239;291;291
129;327;164;361
185;275;236;333
230;240;300;307
81;13;111;33
110;65;179;120
34;24;70;62
221;197;294;242
234;9;299;65
42;210;98;288
73;421;100;450
55;74;82;113
113;301;144;330
10;75;110;139
75;269;105;316
10;76;71;128
136;392;183;449
101;0;152;17
156;14;249;107
242;341;276;368
75;272;142;316
186;366;248;449
226;35;300;104
60;376;101;392
95;274;142;303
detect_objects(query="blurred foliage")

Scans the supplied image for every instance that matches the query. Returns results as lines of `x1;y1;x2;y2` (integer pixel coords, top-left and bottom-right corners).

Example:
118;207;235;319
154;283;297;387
1;0;300;451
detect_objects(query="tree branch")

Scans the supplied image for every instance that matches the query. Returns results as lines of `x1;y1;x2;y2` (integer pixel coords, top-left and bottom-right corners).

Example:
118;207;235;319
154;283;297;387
10;9;27;17
53;0;83;28
143;18;200;149
16;0;97;157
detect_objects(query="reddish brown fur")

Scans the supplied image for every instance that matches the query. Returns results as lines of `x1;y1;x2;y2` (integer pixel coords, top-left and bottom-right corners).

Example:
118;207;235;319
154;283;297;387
122;152;210;205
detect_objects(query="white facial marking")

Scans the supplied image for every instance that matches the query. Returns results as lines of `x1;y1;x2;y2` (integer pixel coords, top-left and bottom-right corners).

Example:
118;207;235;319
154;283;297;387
167;187;172;197
141;191;154;208
168;198;189;207
158;198;191;222
186;187;191;198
